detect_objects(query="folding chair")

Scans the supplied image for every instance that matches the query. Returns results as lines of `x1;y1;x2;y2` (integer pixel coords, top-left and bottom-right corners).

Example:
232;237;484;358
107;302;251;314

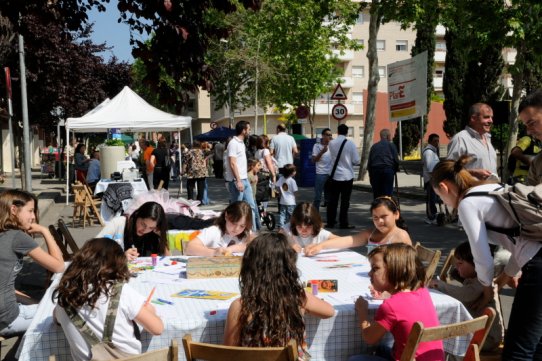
71;183;104;228
439;248;455;282
57;219;80;256
401;307;496;361
414;242;441;283
182;334;298;361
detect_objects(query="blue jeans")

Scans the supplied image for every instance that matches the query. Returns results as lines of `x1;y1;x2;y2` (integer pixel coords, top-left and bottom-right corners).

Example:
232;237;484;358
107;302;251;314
228;179;260;231
424;181;438;220
502;248;542;360
368;168;395;198
279;205;295;229
313;173;329;210
202;178;210;205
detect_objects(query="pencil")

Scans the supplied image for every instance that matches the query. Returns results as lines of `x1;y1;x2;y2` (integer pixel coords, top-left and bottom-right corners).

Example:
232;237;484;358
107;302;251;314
145;286;156;305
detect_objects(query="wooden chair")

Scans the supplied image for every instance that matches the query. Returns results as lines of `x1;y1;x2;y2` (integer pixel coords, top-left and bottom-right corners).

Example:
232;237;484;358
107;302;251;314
439;248;455;282
415;242;441;283
71;183;104;228
48;224;71;260
57;219;80;256
49;340;178;361
182;334;298;361
400;307;496;361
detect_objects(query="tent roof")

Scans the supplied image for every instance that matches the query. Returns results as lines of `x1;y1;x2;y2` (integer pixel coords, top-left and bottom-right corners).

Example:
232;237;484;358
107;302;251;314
65;86;192;133
194;126;235;142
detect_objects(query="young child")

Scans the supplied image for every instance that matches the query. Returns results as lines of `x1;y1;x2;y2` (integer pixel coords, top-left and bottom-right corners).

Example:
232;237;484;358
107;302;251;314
0;190;64;337
247;159;261;205
280;202;339;253
97;201;169;261
224;232;335;357
184;201;254;256
305;196;411;256
276;164;298;229
429;242;503;351
350;243;444;361
54;238;164;361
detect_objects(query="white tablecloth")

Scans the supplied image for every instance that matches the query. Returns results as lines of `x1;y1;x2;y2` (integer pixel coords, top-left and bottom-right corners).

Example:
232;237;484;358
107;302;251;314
17;250;472;361
94;180;148;221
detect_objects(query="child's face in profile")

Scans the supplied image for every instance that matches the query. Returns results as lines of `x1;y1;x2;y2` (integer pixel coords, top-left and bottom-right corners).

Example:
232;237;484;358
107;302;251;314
371;205;399;233
368;253;391;293
295;223;313;238
455;258;476;279
225;215;246;237
14;200;36;230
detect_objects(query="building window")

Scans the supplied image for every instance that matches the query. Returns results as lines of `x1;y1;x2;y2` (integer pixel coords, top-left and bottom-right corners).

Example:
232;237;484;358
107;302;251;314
356;13;364;24
347;127;354;138
378;66;386;77
352;66;365;78
353;92;363;105
356;39;364;48
436;41;446;51
396;40;408;51
359;127;365;137
377;40;385;51
435;69;444;78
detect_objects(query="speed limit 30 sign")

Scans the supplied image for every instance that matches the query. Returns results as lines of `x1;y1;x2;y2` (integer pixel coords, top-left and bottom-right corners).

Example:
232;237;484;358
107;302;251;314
332;103;348;121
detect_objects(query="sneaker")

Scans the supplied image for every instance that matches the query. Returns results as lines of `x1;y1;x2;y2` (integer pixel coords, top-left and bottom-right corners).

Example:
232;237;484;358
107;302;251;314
424;218;437;225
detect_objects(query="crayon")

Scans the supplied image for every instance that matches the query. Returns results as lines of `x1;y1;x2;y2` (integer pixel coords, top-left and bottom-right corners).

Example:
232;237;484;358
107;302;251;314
157;298;174;305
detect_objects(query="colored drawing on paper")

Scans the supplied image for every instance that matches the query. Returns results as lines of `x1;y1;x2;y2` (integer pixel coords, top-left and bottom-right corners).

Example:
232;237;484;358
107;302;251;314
172;289;238;300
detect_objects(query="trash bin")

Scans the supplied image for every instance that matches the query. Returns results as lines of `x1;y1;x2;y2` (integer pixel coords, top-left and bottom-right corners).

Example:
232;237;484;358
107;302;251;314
294;138;316;187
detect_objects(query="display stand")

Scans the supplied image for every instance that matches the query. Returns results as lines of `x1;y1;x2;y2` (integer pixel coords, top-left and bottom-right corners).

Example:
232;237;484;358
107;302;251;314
40;147;59;179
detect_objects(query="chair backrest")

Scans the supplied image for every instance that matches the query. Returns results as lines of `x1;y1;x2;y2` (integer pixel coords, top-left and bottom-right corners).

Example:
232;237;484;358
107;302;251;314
400;307;496;361
57;219;80;255
182;334;298;361
72;184;88;205
49;340;178;361
439;248;456;282
48;224;71;260
415;242;441;283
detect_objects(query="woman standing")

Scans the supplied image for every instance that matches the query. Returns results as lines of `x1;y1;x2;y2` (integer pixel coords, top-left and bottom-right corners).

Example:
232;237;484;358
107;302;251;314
312;128;332;210
183;140;207;202
74;143;90;184
150;137;171;190
255;135;277;209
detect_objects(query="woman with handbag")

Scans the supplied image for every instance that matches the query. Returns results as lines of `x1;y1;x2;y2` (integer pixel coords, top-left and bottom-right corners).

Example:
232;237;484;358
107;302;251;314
255;135;277;210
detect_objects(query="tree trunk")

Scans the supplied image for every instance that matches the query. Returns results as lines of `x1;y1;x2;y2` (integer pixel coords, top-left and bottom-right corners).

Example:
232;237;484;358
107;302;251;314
358;1;381;181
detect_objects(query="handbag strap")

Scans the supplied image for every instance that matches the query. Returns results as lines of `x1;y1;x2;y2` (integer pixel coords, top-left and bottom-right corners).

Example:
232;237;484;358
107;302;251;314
65;282;124;346
329;139;348;180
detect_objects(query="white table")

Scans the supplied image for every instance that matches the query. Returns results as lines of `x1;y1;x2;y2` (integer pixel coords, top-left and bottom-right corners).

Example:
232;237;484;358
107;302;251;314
94;180;148;221
17;250;472;361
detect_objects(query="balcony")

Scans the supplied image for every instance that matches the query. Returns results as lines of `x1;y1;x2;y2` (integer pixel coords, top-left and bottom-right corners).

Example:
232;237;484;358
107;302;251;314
433;77;443;90
434;51;446;63
332;49;354;61
435;25;446;36
339;76;354;88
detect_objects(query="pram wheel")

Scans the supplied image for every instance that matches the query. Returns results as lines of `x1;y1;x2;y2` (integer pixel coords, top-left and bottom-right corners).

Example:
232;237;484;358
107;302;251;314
262;212;275;231
436;212;446;226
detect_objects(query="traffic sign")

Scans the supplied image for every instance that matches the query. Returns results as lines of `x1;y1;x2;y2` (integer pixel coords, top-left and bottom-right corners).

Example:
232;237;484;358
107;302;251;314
210;121;218;129
332;103;348;121
295;105;310;119
331;83;347;100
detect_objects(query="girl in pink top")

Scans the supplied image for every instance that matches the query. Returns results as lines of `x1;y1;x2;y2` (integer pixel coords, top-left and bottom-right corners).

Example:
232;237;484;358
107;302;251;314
350;243;444;361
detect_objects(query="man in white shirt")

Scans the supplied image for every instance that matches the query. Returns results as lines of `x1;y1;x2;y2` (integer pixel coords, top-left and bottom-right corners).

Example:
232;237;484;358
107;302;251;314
422;134;440;224
224;121;259;230
447;103;497;180
269;124;298;174
312;128;332;209
326;124;360;229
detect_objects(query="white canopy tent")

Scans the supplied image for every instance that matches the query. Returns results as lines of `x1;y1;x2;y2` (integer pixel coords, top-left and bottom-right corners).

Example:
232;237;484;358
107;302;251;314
64;86;192;202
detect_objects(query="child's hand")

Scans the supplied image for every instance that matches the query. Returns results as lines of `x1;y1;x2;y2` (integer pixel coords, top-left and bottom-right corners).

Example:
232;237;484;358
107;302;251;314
27;223;46;235
304;243;322;256
494;272;519;290
354;296;369;322
292;244;303;253
125;248;139;261
214;247;229;256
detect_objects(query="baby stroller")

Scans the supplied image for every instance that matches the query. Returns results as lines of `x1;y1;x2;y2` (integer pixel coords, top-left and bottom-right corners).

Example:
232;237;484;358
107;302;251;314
257;201;276;231
255;171;276;231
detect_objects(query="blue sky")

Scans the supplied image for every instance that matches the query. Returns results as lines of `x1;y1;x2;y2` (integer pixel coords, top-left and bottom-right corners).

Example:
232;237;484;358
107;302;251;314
88;0;142;63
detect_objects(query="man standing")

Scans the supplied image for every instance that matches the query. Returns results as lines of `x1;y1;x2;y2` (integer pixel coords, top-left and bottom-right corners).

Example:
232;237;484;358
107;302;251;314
368;129;399;198
213;140;225;178
326;124;360;229
422;134;440;224
518;89;542;185
224;121;259;230
86;150;101;192
312;128;332;210
138;138;155;189
270;124;298;174
446;103;497;180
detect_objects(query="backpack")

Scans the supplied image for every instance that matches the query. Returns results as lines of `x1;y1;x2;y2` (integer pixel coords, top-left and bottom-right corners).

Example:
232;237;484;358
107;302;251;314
65;282;136;360
463;183;542;241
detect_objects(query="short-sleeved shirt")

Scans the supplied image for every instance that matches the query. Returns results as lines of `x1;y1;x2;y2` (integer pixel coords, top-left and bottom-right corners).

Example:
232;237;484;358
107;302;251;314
143;146;155;173
446;126;497;174
86;159;101;183
197;225;245;248
225;137;248;181
270;133;297;168
422;144;439;183
97;216;162;256
276;176;298;205
376;287;444;361
513;136;541;178
0;230;39;329
282;223;331;248
312;143;331;175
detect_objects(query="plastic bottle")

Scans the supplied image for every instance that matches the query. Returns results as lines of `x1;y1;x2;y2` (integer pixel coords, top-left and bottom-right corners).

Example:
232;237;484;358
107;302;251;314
311;280;319;296
151;253;158;266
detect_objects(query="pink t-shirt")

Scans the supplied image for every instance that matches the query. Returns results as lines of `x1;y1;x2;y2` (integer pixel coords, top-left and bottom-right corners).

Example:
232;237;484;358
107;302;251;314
375;287;444;361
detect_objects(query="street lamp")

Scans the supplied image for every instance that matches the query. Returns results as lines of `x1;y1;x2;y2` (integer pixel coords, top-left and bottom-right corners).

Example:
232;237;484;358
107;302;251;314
220;39;234;128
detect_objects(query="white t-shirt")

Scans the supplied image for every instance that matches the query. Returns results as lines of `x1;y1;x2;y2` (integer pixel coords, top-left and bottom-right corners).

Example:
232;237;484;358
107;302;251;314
270;133;297;168
312;143;331;175
282;223;332;248
96;216;127;249
225;137;247;181
55;283;146;361
276;176;297;205
197;225;245;248
328;135;360;181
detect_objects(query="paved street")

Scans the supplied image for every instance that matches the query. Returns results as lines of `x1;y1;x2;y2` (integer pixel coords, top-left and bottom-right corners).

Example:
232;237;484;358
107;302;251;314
0;171;513;359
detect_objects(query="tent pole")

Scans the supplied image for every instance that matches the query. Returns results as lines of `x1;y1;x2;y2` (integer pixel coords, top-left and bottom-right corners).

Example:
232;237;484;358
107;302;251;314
65;127;69;204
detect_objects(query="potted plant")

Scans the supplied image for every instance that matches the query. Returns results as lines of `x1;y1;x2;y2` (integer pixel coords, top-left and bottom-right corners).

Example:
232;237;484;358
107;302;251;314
100;139;127;179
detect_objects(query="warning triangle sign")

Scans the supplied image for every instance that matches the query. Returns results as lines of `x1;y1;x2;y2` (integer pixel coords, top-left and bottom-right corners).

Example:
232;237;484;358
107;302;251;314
331;83;347;100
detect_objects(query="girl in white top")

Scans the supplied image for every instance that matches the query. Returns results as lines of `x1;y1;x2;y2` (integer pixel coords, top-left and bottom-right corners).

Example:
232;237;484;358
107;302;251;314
276;164;298;229
305;196;412;256
185;201;255;256
431;155;542;360
54;238;163;361
280;202;338;252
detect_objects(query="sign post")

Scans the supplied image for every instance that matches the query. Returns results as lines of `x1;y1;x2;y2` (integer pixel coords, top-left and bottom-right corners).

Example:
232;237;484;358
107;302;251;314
331;83;348;122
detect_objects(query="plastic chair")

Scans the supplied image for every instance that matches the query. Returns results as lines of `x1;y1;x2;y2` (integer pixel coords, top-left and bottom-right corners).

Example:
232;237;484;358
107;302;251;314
182;334;298;361
415;242;441;283
401;307;496;361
